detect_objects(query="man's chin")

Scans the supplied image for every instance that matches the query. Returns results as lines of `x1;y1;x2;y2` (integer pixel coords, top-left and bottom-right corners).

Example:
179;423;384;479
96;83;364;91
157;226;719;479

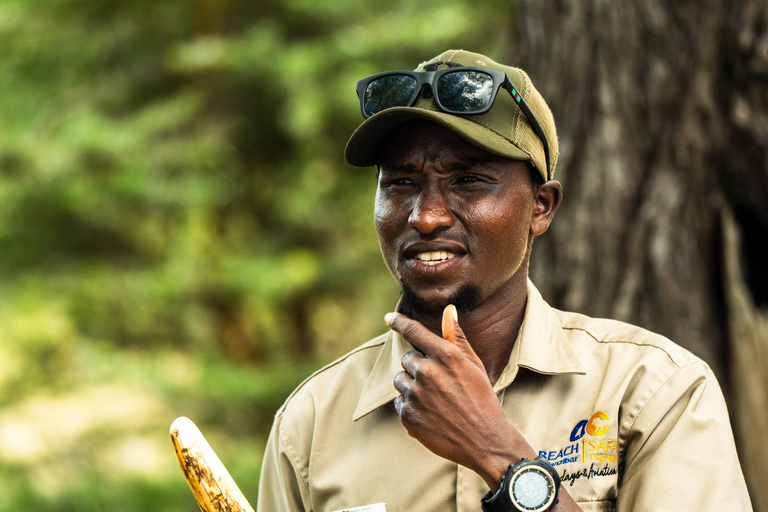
398;284;481;318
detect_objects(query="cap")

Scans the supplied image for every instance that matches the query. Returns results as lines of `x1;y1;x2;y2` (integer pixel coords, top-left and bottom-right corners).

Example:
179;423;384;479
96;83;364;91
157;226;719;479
344;49;559;181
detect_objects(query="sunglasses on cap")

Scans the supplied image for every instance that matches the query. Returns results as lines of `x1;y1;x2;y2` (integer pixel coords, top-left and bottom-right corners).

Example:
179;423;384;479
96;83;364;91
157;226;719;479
355;62;552;180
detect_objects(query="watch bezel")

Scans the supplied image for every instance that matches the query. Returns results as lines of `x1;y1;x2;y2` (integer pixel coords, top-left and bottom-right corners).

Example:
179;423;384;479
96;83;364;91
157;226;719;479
481;456;560;512
507;463;558;512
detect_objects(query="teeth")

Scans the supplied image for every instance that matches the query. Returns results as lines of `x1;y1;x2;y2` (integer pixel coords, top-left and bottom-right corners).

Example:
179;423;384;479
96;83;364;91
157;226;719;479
416;251;455;265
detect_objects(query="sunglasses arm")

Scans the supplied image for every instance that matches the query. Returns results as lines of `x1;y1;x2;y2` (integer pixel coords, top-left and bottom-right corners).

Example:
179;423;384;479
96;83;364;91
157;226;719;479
502;80;552;181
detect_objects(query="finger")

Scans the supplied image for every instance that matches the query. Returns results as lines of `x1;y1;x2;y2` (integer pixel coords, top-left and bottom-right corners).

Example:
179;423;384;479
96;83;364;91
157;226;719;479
385;312;446;356
393;396;416;437
393;370;413;395
441;305;485;372
401;350;426;376
393;395;403;415
393;376;418;438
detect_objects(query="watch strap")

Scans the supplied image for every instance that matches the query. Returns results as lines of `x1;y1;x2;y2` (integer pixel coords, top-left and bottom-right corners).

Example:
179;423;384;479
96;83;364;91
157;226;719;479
480;463;515;512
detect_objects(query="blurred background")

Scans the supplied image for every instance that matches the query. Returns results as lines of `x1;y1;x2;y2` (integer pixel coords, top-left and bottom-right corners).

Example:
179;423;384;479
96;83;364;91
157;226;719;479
0;0;766;510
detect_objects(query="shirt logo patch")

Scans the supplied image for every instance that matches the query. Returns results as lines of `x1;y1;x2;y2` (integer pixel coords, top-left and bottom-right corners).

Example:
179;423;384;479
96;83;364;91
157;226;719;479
560;463;618;487
539;410;617;467
571;410;610;441
539;441;581;466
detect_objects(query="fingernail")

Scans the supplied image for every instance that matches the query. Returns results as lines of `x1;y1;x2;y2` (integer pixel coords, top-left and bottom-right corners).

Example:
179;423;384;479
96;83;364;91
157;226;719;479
384;312;395;326
447;304;458;323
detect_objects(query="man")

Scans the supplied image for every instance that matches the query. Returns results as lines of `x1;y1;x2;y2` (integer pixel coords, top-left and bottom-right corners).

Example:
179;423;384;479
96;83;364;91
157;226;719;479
257;50;751;511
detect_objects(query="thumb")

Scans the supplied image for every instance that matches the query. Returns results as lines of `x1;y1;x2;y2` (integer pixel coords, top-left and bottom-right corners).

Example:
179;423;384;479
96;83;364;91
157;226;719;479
441;305;485;372
441;304;460;345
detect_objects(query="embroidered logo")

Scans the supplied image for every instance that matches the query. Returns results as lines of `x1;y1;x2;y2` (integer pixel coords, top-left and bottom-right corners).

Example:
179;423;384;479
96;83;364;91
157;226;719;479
539;410;617;467
560;463;618;487
571;410;610;441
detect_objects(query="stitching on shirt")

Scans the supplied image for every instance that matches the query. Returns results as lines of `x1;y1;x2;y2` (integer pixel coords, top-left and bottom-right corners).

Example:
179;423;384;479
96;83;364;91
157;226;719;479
271;334;390;499
619;360;706;477
561;324;700;485
561;326;680;367
280;335;389;408
278;411;312;496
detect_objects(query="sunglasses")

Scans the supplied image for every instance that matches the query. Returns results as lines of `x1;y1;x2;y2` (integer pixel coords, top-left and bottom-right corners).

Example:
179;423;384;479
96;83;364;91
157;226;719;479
356;64;552;180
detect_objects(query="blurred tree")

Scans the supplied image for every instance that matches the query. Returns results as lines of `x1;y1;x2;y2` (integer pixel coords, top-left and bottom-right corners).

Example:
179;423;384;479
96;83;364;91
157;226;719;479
0;0;514;510
0;0;514;365
518;0;768;509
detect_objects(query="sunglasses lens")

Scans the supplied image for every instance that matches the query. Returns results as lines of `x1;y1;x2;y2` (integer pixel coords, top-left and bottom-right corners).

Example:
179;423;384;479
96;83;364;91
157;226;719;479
436;71;494;113
363;74;418;117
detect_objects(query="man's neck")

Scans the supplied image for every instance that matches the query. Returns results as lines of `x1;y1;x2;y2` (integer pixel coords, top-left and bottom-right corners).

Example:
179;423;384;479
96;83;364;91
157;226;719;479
414;275;529;386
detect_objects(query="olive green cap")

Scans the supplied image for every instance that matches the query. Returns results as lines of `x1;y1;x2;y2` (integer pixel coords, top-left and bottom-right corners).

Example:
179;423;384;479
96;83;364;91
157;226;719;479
344;49;559;181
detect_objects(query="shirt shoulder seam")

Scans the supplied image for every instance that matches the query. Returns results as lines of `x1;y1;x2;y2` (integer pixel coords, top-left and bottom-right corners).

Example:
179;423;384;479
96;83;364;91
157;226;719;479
278;334;390;412
561;325;682;368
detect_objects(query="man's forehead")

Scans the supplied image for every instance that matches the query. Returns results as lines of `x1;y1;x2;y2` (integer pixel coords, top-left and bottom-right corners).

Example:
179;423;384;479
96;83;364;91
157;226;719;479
379;120;518;168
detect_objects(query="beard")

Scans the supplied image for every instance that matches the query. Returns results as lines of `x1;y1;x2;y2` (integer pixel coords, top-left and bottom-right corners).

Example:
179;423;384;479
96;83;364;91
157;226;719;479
398;283;482;319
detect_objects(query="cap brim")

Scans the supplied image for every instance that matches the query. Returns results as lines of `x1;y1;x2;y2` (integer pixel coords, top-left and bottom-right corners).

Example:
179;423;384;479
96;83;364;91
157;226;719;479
344;107;531;167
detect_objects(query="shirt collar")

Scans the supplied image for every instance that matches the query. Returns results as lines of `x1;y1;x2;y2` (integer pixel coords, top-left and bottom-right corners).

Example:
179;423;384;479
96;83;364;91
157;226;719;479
352;279;586;421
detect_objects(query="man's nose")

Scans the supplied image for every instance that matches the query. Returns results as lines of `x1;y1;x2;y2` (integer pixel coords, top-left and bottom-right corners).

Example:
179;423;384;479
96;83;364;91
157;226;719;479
408;186;453;234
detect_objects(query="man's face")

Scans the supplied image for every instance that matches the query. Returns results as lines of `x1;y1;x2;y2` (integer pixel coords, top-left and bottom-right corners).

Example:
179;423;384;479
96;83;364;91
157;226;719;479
375;120;539;318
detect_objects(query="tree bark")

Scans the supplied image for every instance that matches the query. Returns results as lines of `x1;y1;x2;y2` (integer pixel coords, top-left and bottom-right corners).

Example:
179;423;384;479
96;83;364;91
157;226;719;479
723;205;768;510
514;1;768;509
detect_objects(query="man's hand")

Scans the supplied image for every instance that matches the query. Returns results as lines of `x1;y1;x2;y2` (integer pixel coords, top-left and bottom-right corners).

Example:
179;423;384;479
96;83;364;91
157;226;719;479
386;306;527;487
386;306;583;511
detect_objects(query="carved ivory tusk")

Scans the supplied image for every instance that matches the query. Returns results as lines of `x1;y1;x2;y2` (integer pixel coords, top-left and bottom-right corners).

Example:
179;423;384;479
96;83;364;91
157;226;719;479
170;416;255;512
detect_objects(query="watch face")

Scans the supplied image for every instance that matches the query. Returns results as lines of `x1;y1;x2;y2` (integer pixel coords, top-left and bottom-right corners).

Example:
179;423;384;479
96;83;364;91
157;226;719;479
509;466;555;511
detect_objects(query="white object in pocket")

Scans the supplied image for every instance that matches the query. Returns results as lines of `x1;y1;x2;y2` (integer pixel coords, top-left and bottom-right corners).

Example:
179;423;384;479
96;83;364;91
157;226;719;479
332;503;387;512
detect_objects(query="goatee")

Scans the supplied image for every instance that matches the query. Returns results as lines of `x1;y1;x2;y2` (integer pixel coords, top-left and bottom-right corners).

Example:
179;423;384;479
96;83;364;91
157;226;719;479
398;284;482;318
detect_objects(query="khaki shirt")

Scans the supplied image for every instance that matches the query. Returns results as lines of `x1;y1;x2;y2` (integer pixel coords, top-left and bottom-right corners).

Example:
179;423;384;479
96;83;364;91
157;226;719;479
257;281;752;512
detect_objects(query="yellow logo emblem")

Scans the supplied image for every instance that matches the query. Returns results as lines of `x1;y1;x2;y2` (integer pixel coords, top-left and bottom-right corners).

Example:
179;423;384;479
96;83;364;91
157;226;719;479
586;411;610;436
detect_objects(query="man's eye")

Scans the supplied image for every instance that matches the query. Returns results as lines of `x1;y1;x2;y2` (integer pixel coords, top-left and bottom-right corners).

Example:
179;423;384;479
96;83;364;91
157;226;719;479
384;177;414;186
456;175;483;184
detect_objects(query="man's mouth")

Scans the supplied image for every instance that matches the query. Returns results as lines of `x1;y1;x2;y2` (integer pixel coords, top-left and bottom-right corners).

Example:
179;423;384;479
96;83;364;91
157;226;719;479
415;251;456;265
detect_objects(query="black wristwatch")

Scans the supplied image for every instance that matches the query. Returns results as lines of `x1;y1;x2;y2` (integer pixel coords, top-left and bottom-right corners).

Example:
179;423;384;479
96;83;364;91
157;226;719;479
481;456;560;512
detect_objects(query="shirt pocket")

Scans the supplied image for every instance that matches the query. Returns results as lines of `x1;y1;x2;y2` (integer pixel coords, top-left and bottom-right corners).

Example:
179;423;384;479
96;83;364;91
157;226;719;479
576;500;616;512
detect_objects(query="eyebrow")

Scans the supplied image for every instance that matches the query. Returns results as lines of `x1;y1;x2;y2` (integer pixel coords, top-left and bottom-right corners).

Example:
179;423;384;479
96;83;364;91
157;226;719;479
447;157;495;171
378;158;502;180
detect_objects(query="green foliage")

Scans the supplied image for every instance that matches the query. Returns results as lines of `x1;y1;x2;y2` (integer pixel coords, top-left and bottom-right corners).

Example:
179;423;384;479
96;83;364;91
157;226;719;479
0;0;512;509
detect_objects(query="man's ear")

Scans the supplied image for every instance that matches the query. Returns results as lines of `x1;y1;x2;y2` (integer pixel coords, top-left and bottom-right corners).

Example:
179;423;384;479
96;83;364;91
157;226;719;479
530;180;562;236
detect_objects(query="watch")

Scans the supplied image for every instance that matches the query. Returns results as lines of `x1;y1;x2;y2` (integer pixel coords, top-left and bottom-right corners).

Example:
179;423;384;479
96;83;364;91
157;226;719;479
481;456;560;512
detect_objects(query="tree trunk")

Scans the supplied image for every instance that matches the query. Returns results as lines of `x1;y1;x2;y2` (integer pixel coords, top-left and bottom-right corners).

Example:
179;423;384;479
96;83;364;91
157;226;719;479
723;205;768;510
514;0;768;509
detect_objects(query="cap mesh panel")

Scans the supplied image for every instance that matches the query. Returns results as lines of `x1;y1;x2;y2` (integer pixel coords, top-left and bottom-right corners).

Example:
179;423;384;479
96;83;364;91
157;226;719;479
514;72;559;180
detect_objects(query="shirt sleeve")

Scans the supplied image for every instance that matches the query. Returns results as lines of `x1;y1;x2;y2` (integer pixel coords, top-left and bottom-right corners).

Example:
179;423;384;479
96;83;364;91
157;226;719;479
617;361;752;511
257;412;312;512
